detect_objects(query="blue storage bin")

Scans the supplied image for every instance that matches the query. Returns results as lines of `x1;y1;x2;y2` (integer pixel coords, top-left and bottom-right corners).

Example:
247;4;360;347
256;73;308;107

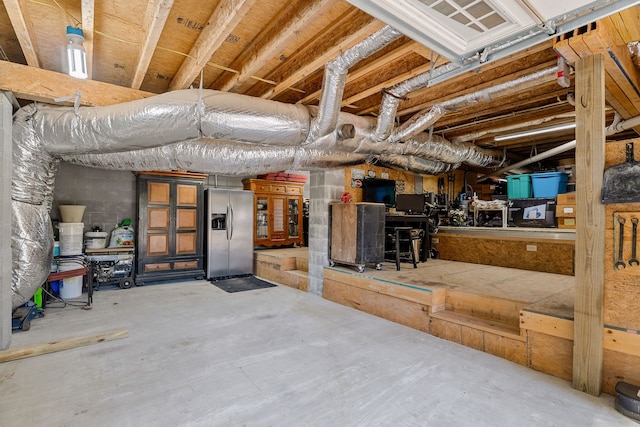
531;172;569;198
507;174;532;199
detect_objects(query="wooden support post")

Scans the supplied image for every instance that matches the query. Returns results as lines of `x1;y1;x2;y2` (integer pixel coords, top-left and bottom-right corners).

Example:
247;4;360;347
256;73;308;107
573;54;606;395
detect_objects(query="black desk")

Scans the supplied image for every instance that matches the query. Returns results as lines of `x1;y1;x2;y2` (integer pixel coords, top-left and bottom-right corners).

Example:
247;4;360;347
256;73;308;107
385;214;432;262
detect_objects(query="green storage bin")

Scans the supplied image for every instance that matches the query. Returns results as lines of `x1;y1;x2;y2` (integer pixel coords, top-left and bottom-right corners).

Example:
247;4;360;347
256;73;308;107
507;174;532;199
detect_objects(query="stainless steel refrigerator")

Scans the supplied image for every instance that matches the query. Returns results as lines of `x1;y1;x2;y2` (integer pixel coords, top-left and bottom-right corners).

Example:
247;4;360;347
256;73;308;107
206;188;254;279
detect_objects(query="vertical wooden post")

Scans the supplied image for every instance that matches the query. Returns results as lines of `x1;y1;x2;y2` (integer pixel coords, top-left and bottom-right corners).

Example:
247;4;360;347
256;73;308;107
573;54;606;395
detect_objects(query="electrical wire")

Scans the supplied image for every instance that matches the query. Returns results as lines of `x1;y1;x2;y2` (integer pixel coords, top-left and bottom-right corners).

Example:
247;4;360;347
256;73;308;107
30;0;303;91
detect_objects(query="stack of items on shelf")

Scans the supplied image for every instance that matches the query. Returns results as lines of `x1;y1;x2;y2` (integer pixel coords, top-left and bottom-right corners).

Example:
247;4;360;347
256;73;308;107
555;192;577;229
256;172;307;183
507;172;570;228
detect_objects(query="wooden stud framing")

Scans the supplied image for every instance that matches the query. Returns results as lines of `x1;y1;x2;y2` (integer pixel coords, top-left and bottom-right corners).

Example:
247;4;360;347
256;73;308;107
573;54;606;396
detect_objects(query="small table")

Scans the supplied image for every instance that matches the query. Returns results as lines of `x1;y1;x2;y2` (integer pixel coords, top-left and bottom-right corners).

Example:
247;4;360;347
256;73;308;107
46;264;92;307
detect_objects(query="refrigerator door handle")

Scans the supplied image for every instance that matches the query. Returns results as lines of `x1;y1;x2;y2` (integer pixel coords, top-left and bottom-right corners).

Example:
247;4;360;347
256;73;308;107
226;204;230;241
228;203;234;240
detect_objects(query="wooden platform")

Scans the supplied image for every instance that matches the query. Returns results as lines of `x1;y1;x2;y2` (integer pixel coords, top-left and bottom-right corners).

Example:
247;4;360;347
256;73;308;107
253;247;640;395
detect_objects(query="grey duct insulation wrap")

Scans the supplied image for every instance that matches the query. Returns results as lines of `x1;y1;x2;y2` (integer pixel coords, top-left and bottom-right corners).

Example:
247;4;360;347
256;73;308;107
390;67;557;143
306;25;402;142
62;139;373;173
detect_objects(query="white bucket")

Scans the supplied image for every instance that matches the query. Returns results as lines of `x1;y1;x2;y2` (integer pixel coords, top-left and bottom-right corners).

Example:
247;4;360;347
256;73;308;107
58;261;84;299
85;231;108;249
58;223;84;255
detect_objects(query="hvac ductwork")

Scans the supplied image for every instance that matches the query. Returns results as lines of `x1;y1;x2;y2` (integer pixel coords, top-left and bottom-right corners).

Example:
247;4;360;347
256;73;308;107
306;25;402;143
390;67;557;143
10;25;508;309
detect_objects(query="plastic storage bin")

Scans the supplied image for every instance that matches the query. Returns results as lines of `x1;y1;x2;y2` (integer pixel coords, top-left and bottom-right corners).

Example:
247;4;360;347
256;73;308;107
531;172;569;198
507;174;532;199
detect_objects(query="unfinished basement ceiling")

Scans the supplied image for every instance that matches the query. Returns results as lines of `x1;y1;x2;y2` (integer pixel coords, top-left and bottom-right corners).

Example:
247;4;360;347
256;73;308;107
1;0;640;172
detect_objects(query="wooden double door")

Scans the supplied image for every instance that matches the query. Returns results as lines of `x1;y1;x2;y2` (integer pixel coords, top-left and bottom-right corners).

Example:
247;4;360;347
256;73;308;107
135;171;206;285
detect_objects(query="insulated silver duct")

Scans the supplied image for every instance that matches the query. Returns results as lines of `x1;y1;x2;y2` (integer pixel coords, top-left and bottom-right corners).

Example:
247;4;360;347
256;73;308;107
305;25;402;143
390;67;557;142
374;61;461;141
374;155;460;175
61;139;372;174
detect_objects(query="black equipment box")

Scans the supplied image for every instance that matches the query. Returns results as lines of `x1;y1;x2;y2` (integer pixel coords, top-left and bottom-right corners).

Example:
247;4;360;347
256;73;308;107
509;198;557;228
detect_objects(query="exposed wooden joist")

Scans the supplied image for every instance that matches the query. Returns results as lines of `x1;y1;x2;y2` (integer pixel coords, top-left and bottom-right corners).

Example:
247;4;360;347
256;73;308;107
394;60;557;121
81;0;95;80
573;53;606;396
297;40;420;105
0;61;153;106
357;41;555;117
215;0;339;93
131;0;175;89
169;0;258;91
259;12;384;100
3;0;39;67
342;62;435;109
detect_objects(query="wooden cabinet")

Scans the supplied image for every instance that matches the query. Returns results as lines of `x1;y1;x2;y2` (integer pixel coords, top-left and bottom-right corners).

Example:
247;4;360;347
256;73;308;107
242;179;304;247
330;202;385;272
135;171;207;285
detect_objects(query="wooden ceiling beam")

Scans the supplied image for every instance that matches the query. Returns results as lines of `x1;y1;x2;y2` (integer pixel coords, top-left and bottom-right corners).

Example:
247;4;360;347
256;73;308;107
0;62;153;106
169;0;258;91
297;39;420;105
3;0;39;67
215;0;339;93
356;40;554;117
81;0;95;80
393;59;557;121
131;0;175;90
258;11;384;100
435;84;571;130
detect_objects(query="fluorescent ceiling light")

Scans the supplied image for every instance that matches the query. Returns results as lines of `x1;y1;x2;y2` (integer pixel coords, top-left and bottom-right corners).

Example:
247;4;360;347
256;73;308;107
66;26;88;80
494;123;576;141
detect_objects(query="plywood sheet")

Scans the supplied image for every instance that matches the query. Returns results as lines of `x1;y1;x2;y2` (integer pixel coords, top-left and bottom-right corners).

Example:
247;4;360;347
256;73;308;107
528;331;573;380
323;278;430;333
434;233;575;276
484;333;526;366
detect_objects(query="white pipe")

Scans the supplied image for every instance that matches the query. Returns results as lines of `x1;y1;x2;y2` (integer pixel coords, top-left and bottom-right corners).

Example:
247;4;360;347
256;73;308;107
482;113;640;179
482;140;577;180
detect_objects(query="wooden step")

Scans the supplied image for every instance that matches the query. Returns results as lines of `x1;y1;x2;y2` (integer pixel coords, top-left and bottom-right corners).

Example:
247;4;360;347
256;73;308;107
283;269;309;291
430;310;524;341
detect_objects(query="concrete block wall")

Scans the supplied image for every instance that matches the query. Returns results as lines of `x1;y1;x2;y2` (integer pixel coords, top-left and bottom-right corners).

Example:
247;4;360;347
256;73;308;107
308;169;344;296
1;95;12;350
52;164;252;237
52;163;137;236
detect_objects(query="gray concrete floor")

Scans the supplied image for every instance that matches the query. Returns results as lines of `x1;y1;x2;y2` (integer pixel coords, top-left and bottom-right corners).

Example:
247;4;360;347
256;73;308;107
1;279;635;426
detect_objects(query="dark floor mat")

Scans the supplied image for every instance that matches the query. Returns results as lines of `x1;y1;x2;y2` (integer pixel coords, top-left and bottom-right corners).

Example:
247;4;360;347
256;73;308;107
210;276;277;293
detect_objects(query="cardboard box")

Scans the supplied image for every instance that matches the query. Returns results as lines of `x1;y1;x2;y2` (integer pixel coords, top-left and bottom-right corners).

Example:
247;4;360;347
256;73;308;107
557;192;576;204
558;217;576;229
555;204;577;218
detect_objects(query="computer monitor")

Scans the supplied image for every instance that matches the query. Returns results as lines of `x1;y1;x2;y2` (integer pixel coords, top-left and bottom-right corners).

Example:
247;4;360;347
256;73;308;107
395;194;426;214
362;178;396;207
